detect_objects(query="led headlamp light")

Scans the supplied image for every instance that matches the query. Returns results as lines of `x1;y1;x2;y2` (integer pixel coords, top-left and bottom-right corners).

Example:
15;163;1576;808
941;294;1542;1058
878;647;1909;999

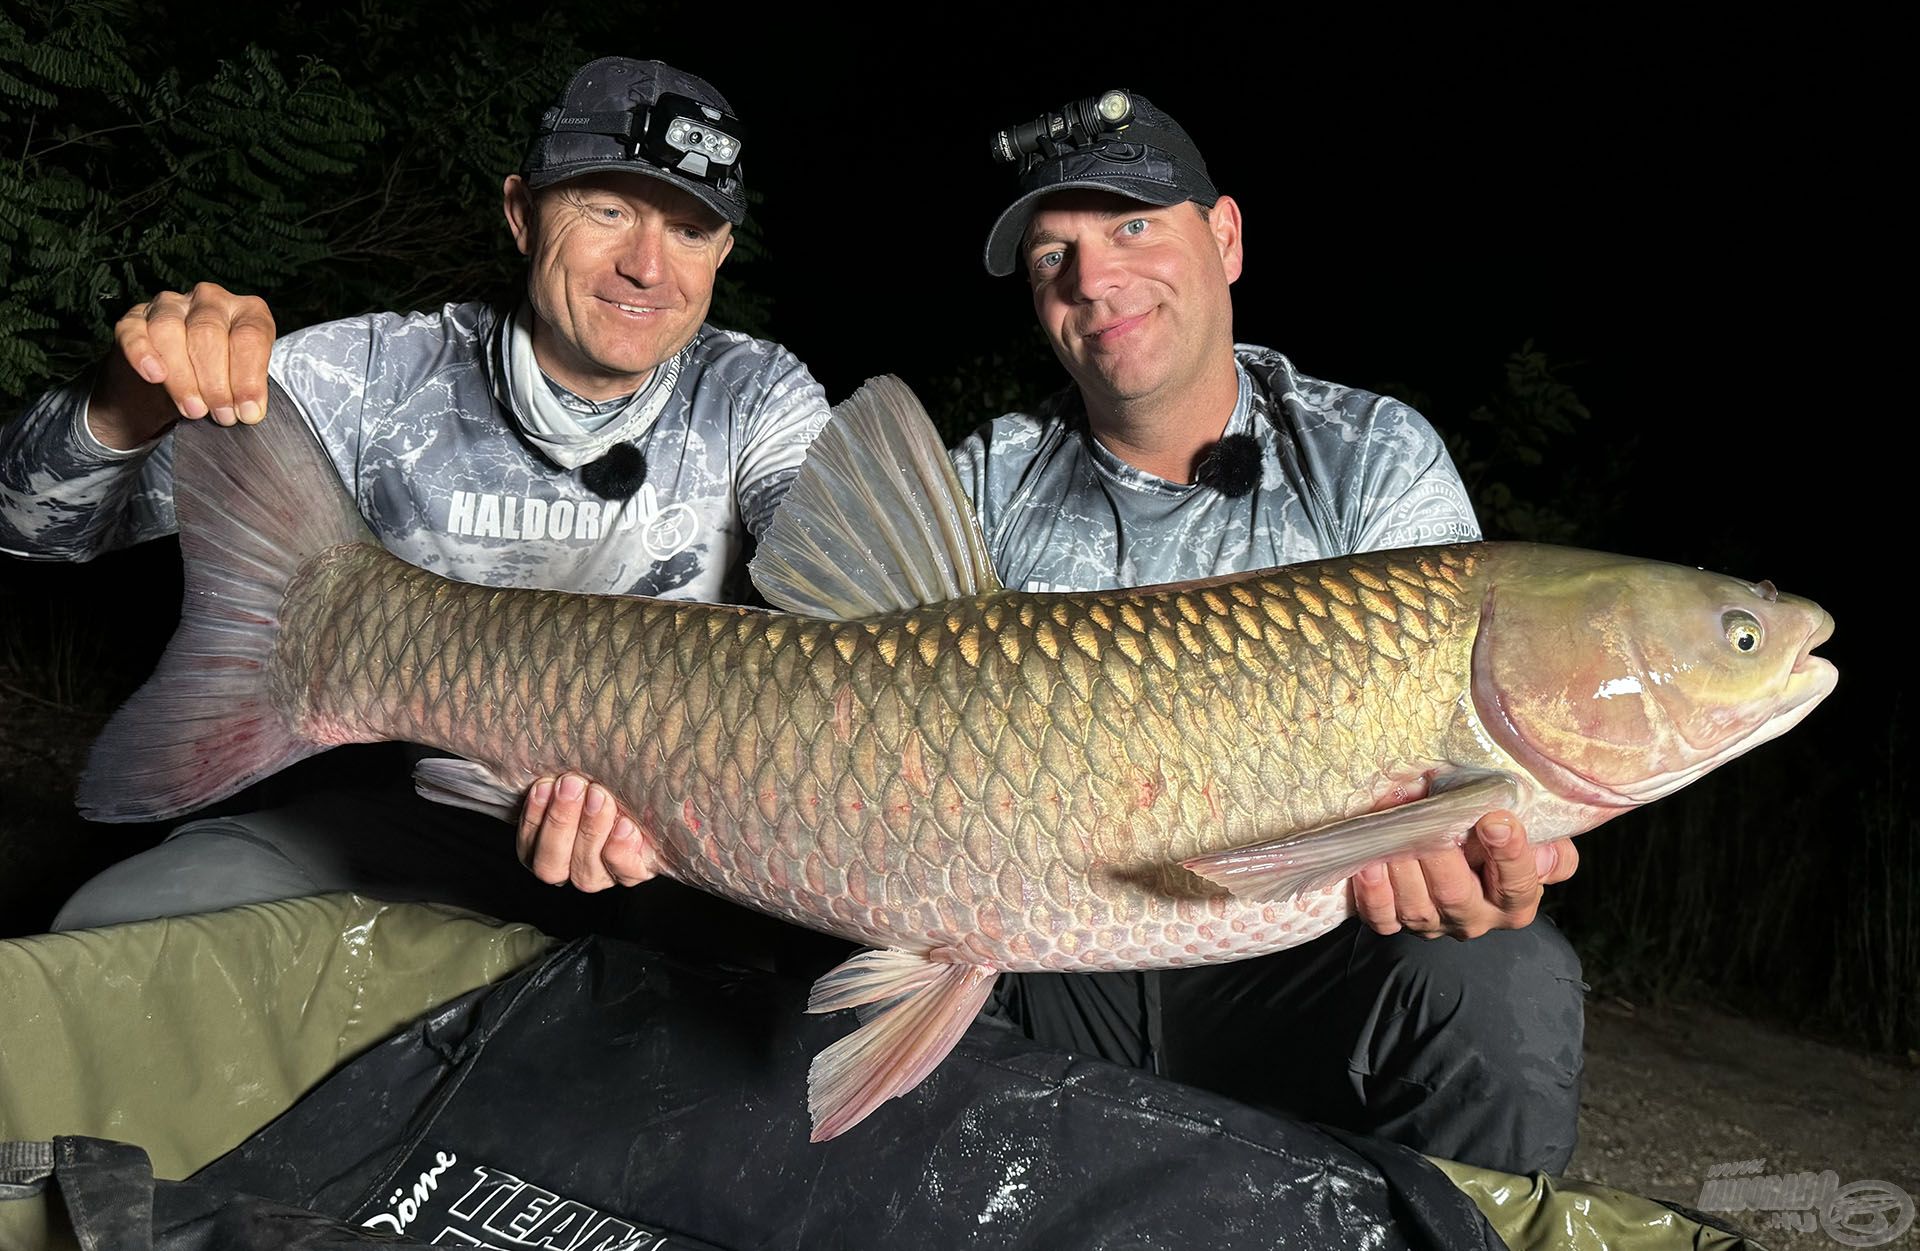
647;92;743;182
990;89;1135;170
539;93;745;188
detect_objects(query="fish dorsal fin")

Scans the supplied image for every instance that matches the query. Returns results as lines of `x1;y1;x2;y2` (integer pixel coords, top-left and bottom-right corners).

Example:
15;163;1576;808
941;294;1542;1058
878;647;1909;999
750;375;1002;619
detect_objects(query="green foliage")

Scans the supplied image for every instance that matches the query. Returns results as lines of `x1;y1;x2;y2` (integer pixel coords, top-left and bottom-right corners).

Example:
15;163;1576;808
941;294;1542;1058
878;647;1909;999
0;0;770;409
1439;342;1626;543
913;324;1061;447
1;1;381;399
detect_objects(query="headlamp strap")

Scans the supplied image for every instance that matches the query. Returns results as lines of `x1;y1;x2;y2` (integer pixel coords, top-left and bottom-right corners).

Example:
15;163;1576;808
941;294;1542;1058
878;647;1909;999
543;109;644;143
1111;123;1208;175
1022;121;1209;179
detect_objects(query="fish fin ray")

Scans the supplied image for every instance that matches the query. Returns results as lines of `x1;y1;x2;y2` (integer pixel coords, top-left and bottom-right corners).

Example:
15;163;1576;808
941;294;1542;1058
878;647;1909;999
413;758;526;822
805;948;997;1141
1183;774;1524;901
76;381;376;821
751;375;1002;619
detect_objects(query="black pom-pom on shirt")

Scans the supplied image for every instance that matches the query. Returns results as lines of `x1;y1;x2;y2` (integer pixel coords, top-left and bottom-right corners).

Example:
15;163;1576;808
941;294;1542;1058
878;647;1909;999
1195;433;1262;498
580;442;648;500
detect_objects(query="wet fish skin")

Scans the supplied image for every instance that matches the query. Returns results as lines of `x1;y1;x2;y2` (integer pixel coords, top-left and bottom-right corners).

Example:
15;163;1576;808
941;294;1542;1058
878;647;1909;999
78;376;1838;1139
275;535;1833;975
277;541;1484;968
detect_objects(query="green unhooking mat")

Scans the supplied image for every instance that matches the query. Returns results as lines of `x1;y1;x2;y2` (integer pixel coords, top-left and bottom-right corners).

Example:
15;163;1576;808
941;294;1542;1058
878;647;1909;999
0;894;1759;1249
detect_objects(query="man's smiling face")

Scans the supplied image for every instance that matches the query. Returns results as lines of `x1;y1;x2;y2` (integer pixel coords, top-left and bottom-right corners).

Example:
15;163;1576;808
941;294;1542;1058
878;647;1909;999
504;170;734;400
1023;189;1241;417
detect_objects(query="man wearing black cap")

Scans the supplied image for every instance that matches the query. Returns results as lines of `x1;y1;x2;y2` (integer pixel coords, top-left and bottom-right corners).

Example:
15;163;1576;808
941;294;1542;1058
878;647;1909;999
952;89;1587;1177
0;57;832;930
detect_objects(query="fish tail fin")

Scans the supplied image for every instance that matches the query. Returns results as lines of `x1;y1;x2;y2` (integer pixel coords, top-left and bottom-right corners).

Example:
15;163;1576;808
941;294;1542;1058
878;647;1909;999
77;381;376;822
804;948;998;1141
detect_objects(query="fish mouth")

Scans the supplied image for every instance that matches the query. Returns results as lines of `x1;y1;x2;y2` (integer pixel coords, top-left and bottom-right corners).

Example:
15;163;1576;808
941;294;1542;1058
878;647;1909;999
1793;612;1836;680
1767;609;1839;723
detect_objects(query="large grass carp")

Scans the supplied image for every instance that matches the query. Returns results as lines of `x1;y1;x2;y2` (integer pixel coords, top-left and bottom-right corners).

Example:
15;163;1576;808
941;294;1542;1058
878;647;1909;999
78;376;1837;1140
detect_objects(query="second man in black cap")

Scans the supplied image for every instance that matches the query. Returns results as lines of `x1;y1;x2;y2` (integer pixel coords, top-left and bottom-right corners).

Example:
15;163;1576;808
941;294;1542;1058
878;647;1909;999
953;87;1587;1178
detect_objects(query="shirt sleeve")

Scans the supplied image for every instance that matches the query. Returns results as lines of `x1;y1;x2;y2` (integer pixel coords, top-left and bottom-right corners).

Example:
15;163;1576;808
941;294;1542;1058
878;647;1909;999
726;342;832;539
945;411;1098;593
266;315;380;488
947;423;996;535
0;376;182;560
1344;395;1484;552
1;315;386;562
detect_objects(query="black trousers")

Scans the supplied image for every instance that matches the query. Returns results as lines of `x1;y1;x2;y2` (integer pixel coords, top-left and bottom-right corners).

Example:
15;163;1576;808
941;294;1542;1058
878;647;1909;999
984;917;1587;1177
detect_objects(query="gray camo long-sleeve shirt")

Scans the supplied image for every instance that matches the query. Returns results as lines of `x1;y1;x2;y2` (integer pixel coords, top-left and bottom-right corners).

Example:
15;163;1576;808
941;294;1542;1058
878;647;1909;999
0;302;832;602
950;344;1481;593
954;343;1484;1072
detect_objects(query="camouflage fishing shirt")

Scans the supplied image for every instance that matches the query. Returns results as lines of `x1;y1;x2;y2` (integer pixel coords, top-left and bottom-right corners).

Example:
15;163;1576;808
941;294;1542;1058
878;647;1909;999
958;344;1485;1074
0;302;831;601
950;345;1481;591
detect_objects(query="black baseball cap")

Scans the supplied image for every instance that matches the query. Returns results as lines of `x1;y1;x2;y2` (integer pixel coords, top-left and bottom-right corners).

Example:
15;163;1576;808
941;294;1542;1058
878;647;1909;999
521;56;748;225
983;92;1218;277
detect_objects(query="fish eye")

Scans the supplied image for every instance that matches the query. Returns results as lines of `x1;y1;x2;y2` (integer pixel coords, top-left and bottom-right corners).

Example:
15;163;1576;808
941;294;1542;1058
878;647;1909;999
1722;611;1763;653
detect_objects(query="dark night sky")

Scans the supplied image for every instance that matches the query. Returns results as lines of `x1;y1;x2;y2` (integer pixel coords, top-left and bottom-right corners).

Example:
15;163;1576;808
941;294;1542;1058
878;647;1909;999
724;19;1894;518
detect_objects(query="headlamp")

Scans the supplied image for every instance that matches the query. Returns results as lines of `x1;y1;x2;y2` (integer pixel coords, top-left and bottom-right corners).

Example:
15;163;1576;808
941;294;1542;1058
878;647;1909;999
538;92;745;188
989;89;1135;169
646;92;744;182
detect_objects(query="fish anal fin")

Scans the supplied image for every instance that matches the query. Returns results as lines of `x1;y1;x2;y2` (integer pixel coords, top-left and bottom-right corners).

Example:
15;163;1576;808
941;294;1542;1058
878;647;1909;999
413;757;528;823
1183;774;1524;902
805;948;998;1142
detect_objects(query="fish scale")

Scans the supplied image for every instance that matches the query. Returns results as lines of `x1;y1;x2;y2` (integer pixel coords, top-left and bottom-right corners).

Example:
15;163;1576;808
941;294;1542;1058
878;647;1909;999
83;375;1835;1139
272;541;1480;971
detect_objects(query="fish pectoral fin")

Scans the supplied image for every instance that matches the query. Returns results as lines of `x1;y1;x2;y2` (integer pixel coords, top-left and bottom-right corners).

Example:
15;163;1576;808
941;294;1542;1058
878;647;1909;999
804;948;998;1142
412;758;526;823
1182;774;1524;902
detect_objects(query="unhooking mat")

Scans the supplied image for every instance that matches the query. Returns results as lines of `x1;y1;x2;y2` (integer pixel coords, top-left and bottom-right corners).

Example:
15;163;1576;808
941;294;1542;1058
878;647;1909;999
0;893;1759;1250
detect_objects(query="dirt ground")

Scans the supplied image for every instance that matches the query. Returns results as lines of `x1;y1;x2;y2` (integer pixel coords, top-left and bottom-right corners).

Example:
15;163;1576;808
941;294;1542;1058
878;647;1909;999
1572;997;1919;1249
3;680;1917;1250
